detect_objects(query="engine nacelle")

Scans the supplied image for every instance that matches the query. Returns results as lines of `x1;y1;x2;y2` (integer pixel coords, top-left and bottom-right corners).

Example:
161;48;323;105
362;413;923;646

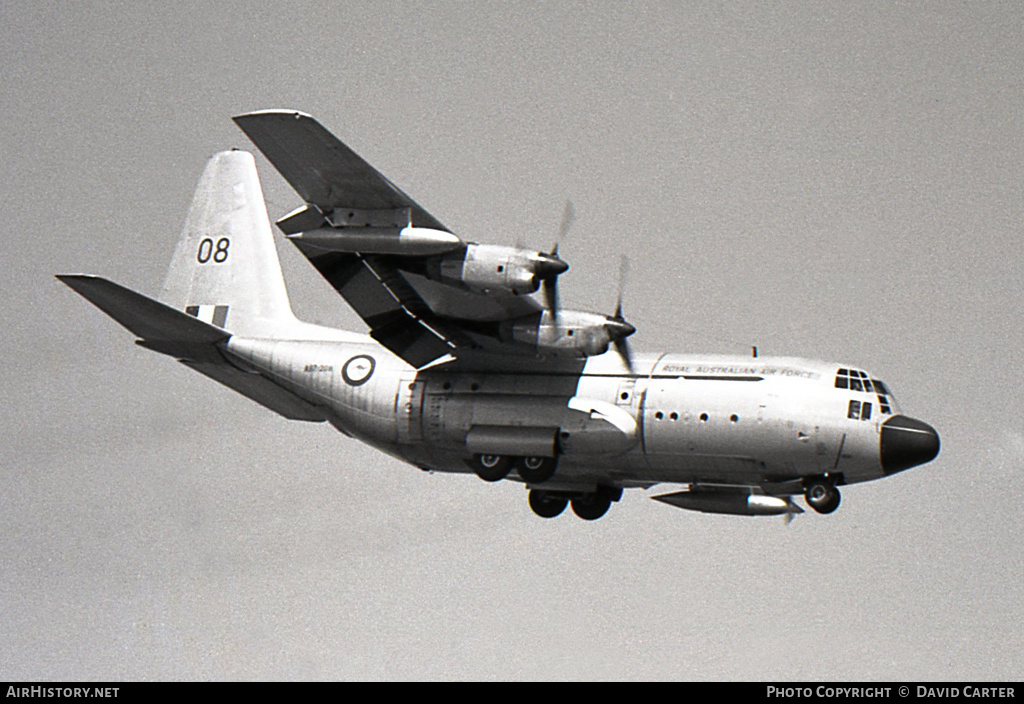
500;310;632;357
436;244;566;296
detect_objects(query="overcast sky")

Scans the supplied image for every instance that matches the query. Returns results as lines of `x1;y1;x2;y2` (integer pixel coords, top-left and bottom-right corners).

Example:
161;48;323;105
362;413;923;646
2;1;1022;681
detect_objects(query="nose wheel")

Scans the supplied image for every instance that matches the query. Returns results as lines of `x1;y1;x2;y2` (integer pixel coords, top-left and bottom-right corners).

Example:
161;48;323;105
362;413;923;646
804;478;841;514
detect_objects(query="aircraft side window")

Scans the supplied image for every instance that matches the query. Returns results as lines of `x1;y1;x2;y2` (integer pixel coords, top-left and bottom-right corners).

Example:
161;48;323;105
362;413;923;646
848;400;861;419
878;395;891;414
861;402;872;420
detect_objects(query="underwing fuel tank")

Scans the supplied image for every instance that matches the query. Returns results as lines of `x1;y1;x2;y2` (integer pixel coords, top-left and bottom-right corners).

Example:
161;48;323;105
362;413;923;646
652;489;803;517
286;226;463;256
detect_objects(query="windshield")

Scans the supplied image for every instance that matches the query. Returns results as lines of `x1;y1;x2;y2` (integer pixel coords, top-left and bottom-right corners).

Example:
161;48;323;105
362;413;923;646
834;368;898;415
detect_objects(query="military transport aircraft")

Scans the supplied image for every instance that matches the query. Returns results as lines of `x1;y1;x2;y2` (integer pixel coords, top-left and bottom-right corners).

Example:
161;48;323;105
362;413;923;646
58;110;940;521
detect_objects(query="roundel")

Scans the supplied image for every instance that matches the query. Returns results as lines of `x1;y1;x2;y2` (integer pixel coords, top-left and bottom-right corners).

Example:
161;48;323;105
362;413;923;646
341;354;376;386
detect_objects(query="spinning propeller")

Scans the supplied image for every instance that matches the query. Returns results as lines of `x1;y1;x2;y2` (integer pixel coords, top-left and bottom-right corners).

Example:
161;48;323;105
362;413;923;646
607;255;636;371
538;200;575;322
532;202;635;370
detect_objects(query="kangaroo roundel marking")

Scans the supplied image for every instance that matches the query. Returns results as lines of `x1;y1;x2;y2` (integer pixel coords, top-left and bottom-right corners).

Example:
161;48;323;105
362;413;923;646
342;354;376;386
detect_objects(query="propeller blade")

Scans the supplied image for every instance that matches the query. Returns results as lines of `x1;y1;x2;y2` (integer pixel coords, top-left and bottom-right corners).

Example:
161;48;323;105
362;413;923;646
543;276;559;323
613;336;634;373
615;255;630;318
556;200;575;250
538;200;574;328
607;255;634;371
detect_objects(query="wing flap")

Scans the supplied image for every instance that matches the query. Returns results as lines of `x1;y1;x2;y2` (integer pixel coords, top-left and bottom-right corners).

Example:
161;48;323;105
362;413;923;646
291;245;455;368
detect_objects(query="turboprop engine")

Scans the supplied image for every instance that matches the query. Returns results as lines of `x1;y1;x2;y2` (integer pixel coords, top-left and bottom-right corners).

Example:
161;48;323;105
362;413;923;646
277;204;465;256
499;309;635;358
280;203;569;297
431;243;568;296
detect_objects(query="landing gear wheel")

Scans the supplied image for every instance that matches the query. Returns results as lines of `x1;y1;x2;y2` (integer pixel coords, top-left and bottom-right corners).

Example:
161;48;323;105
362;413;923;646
529;490;568;518
804;479;841;514
470;454;513;482
516;456;557;484
571;492;612;521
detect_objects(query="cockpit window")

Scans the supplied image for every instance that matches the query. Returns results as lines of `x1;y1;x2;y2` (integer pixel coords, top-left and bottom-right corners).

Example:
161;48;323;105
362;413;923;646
837;370;896;415
835;368;867;389
836;368;879;392
835;369;850;389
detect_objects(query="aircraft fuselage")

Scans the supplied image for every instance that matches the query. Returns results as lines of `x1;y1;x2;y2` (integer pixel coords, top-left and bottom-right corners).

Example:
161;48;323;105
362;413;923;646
225;334;939;517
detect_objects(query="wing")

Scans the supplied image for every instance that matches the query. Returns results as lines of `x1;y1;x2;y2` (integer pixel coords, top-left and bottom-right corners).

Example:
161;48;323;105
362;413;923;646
291;247;458;368
233;111;540;364
232;110;448;231
233;110;629;371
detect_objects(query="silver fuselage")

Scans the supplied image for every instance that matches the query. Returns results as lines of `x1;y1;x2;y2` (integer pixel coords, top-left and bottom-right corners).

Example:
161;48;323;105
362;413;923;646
226;333;905;493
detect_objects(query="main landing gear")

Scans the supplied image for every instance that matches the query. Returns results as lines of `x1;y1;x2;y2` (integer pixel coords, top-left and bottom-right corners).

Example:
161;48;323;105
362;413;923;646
804;477;841;514
529;486;622;521
468;454;558;484
466;454;621;521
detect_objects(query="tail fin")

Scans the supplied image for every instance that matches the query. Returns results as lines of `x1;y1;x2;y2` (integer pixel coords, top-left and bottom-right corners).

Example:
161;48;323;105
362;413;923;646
159;150;297;336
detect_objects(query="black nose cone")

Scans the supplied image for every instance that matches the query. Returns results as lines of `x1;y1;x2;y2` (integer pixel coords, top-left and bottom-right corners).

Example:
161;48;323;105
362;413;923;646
880;415;940;475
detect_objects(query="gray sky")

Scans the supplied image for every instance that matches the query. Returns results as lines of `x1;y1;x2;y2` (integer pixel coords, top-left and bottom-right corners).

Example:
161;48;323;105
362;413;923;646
2;1;1022;680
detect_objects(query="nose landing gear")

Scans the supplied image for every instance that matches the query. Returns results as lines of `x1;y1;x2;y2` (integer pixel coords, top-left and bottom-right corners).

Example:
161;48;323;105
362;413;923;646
804;477;841;514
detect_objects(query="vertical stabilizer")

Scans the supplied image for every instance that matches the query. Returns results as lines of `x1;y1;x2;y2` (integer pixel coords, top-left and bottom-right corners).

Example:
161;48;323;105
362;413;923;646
159;150;297;336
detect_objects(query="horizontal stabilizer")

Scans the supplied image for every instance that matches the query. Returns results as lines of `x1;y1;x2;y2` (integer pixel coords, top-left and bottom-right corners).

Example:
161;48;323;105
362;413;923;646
57;274;229;361
181;360;327;422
